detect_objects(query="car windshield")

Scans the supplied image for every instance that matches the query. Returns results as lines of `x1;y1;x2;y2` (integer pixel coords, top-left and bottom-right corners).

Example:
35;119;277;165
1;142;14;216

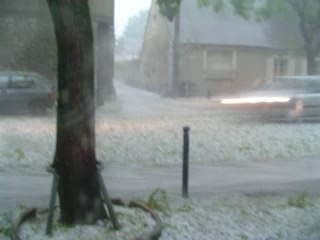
262;77;320;91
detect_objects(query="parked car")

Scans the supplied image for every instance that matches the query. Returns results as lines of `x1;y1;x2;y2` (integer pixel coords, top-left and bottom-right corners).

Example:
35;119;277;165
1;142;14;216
0;71;55;114
220;76;320;121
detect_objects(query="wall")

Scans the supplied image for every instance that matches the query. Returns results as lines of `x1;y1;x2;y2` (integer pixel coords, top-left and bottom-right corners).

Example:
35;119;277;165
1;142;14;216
0;0;114;23
140;0;170;94
89;0;114;23
0;14;57;83
179;44;306;97
0;1;114;87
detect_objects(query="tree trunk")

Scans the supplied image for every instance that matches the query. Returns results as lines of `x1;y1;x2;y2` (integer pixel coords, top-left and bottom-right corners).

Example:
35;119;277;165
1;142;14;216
47;0;107;224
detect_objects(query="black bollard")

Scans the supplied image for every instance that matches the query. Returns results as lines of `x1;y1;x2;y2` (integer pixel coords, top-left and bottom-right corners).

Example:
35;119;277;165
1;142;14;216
182;126;190;198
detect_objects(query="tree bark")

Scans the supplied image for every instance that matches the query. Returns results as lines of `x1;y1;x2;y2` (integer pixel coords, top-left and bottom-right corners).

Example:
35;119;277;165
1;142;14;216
47;0;107;224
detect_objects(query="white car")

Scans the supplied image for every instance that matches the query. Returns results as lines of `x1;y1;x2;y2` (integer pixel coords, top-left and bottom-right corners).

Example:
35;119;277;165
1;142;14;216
220;76;320;121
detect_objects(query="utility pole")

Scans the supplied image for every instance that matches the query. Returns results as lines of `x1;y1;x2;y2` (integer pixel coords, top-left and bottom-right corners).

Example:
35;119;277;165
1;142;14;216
172;5;180;97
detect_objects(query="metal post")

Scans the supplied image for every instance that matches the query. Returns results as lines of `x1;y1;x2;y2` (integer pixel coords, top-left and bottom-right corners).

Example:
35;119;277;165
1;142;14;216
172;5;180;96
46;166;59;236
97;162;120;230
182;126;190;198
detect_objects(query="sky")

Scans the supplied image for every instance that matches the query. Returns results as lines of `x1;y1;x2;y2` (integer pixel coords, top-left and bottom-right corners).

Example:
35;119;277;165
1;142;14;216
115;0;152;37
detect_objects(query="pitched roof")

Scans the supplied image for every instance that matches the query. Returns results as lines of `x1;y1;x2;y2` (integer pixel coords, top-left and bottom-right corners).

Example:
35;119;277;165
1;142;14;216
167;0;303;49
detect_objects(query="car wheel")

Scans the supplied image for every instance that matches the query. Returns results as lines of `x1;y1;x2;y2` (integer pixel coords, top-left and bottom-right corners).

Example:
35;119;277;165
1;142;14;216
29;101;47;115
287;99;304;122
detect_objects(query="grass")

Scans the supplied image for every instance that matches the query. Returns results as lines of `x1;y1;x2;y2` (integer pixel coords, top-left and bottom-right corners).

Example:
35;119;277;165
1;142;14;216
0;227;11;237
146;188;170;213
287;192;311;209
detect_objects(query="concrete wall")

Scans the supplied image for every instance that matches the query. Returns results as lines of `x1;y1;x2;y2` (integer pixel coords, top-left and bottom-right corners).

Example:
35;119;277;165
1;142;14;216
0;14;57;83
0;0;114;23
0;0;114;88
89;0;114;23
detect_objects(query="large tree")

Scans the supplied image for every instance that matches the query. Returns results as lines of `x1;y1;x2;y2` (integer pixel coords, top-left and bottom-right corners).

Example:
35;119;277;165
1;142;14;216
47;0;106;224
198;0;320;75
157;0;182;21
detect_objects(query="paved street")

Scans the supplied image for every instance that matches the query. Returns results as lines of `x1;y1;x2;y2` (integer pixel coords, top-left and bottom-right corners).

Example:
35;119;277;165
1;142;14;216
1;159;320;210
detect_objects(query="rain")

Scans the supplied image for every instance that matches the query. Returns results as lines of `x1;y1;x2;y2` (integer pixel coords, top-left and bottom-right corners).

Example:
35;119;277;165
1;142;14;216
0;0;320;239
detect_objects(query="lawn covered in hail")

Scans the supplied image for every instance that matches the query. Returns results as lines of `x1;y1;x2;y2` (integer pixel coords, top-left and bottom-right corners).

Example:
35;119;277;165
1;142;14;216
0;206;155;240
1;192;320;240
0;109;319;173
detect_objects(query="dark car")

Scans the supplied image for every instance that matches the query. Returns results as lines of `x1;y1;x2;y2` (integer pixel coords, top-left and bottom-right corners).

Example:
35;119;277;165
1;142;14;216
220;76;320;121
0;72;55;114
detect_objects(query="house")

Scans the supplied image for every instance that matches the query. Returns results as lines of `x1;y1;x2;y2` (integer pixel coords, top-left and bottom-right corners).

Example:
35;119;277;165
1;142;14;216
139;0;309;97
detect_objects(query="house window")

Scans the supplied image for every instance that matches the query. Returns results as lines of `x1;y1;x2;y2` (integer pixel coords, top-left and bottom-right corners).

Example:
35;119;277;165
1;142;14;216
315;58;320;74
203;49;237;80
273;58;289;77
205;49;235;70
